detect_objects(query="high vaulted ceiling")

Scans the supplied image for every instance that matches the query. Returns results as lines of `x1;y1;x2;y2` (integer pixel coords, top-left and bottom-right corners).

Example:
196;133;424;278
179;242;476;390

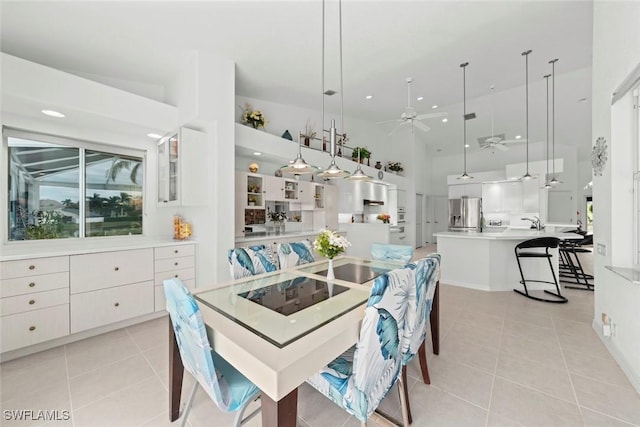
1;1;594;158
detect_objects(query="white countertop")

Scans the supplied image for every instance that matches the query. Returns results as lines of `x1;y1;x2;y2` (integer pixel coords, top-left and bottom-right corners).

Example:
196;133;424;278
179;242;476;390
435;229;584;241
0;236;195;261
235;230;325;244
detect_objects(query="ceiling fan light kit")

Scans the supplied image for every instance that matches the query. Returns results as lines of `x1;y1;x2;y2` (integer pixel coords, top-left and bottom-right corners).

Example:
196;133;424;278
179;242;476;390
458;61;473;180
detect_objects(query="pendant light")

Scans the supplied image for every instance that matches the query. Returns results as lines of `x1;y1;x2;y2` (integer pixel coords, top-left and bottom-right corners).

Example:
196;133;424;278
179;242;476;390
522;49;533;180
543;74;552;188
549;58;560;186
458;62;472;180
318;0;350;179
279;133;319;174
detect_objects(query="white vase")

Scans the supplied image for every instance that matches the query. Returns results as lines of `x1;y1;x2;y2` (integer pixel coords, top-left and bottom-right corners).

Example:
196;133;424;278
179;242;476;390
326;258;335;281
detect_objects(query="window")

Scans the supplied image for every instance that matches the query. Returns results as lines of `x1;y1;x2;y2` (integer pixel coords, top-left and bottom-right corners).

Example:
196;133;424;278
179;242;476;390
5;129;144;241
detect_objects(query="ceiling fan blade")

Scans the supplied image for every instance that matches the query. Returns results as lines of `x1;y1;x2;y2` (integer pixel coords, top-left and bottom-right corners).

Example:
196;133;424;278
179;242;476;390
388;123;403;136
502;138;527;144
495;143;509;151
376;118;402;125
413;120;431;133
415;111;448;120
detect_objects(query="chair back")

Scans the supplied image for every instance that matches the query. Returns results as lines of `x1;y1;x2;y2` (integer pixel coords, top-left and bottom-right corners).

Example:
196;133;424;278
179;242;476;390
228;245;278;279
321;268;415;421
370;242;414;263
515;237;560;250
403;254;441;364
164;278;251;412
277;240;315;268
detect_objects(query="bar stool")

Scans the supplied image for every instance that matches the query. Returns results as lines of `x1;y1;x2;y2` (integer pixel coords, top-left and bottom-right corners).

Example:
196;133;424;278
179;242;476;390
514;237;568;303
559;236;594;291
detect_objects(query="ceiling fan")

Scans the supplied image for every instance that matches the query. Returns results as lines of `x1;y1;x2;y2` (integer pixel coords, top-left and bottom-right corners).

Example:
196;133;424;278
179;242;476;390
376;77;448;136
477;86;525;151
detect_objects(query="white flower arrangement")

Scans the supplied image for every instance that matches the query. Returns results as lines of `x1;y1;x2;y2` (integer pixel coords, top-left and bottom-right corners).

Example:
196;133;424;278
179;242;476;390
240;103;267;129
313;229;351;259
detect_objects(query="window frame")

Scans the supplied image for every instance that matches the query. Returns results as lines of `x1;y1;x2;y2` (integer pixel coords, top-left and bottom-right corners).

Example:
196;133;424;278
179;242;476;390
2;127;146;243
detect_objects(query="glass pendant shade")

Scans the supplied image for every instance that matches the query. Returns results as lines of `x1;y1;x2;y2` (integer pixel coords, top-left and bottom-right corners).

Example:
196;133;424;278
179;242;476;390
279;138;319;175
345;150;372;181
318;160;350;178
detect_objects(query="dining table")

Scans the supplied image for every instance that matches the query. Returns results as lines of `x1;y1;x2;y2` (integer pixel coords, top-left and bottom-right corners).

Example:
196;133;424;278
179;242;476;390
168;255;440;427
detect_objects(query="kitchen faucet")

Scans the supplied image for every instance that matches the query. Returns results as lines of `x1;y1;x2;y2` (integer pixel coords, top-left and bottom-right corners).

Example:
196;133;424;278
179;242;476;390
521;216;544;230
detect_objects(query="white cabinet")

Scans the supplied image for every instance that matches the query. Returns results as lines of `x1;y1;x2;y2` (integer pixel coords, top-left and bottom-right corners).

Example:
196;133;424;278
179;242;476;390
0;256;70;353
314;184;325;209
264;175;285;202
481;181;526;213
153;244;196;312
397;189;407;207
291;181;314;210
283;179;299;202
448;184;482;199
158;127;208;207
236;172;265;209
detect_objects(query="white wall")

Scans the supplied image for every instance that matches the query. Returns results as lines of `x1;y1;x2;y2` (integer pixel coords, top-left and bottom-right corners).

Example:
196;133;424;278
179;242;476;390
591;1;640;393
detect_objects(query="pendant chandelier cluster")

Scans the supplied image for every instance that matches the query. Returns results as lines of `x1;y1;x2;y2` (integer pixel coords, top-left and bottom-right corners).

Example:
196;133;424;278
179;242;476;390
458;62;472;180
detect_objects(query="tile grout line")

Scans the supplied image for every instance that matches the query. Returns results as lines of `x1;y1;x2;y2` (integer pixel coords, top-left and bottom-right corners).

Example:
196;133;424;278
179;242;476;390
63;344;76;427
484;296;506;427
552;314;585;423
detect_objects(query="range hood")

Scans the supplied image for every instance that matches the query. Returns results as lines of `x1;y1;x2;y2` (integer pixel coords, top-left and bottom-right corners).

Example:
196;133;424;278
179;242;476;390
364;199;384;206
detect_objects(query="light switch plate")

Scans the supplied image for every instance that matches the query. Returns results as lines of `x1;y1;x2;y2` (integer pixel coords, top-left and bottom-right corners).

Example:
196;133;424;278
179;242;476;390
597;243;607;255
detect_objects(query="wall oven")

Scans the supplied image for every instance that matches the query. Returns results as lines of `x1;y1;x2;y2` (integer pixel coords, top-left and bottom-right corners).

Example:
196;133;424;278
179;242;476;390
397;207;406;224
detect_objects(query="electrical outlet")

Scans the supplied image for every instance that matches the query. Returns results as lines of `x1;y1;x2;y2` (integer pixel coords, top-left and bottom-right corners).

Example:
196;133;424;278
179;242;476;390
602;313;609;324
612;322;617;337
603;324;611;337
597;243;607;255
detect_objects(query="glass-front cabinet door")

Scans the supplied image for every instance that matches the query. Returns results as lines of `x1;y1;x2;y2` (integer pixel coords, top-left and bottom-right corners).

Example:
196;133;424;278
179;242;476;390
158;132;179;205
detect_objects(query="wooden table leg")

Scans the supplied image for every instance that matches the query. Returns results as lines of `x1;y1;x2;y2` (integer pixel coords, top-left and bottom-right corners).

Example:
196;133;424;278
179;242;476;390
169;317;184;422
430;281;440;355
261;388;298;427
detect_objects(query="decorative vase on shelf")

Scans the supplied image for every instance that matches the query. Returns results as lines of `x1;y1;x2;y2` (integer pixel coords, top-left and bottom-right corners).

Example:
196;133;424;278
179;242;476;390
304;137;310;146
326;258;335;281
375;161;382;169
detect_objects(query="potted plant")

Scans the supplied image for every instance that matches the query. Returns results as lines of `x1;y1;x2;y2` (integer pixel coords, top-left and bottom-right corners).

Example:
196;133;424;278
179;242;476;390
351;146;371;163
240;103;267;129
301;120;316;146
387;161;404;174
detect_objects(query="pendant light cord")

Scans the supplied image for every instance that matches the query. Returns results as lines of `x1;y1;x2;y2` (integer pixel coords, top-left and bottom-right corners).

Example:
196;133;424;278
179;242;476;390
322;0;325;149
545;74;551;180
339;0;344;135
522;50;532;176
550;58;558;178
461;62;469;175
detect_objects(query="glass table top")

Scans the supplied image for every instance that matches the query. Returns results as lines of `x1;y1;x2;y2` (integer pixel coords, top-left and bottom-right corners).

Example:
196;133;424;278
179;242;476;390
295;256;405;282
195;270;370;348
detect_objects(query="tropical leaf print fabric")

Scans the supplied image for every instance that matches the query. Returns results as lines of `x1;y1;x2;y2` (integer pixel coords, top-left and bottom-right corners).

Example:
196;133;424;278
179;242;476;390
277;240;315;268
163;278;259;413
370;242;414;264
306;266;413;422
228;245;278;279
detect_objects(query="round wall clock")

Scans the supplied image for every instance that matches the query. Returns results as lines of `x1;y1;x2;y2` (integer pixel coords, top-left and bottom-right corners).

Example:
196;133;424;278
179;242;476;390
378;170;384;179
591;137;608;176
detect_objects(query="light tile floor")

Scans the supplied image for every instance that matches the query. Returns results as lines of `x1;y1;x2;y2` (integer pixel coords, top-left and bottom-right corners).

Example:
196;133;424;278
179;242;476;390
2;245;639;427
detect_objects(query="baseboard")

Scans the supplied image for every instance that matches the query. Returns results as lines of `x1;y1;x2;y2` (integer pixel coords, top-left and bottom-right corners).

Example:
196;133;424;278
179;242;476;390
592;319;640;394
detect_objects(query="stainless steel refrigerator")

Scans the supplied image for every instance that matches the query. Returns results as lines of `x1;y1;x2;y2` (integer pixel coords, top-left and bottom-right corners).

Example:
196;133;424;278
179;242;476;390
448;197;482;231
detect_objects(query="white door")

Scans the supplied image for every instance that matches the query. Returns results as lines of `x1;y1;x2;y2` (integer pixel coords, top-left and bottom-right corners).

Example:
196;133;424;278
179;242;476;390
415;193;423;248
548;191;574;223
434;196;449;236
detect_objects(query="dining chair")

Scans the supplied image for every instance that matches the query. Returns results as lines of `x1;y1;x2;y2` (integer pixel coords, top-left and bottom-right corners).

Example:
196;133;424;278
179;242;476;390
370;242;414;264
400;254;441;423
277;239;315;268
163;278;261;427
306;266;414;426
228;244;278;279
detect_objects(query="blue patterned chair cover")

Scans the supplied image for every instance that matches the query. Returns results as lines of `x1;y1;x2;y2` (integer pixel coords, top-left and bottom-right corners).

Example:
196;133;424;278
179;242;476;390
306;266;413;423
370;242;414;264
163;278;260;414
277;240;316;268
228;245;278;279
403;254;441;364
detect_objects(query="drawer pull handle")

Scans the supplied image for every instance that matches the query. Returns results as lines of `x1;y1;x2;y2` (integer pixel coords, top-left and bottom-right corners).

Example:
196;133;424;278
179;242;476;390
114;267;120;271
29;326;36;332
29;300;35;305
174;250;178;254
174;274;178;278
29;282;36;288
114;302;120;307
174;262;179;266
29;265;35;270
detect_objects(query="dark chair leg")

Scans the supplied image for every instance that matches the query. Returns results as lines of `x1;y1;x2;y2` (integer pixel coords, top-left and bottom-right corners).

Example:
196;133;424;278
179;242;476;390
401;366;413;424
169;317;184;422
418;341;431;384
430;281;440;355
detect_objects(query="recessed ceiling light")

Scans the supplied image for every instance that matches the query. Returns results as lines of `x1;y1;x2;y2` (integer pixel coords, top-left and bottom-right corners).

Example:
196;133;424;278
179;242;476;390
41;109;65;118
465;144;470;148
416;96;424;101
442;118;448;123
431;104;438;109
515;135;522;139
365;95;373;99
253;152;262;156
147;133;163;139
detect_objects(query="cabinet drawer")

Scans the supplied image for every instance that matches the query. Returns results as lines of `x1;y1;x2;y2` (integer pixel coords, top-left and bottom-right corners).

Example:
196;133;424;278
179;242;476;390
1;305;70;353
70;281;154;333
70;249;153;294
155;244;195;260
1;272;69;298
154;256;195;273
1;288;69;317
154;268;195;286
1;256;69;280
154;279;194;312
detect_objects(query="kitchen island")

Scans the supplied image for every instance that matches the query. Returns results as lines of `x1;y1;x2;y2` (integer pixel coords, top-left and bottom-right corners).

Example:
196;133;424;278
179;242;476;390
435;229;582;292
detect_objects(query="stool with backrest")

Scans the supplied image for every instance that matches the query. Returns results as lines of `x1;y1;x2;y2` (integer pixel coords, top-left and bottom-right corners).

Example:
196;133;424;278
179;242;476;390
163;278;261;427
514;237;568;303
370;242;414;264
228;244;278;279
559;235;594;291
306;265;414;426
277;239;315;268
